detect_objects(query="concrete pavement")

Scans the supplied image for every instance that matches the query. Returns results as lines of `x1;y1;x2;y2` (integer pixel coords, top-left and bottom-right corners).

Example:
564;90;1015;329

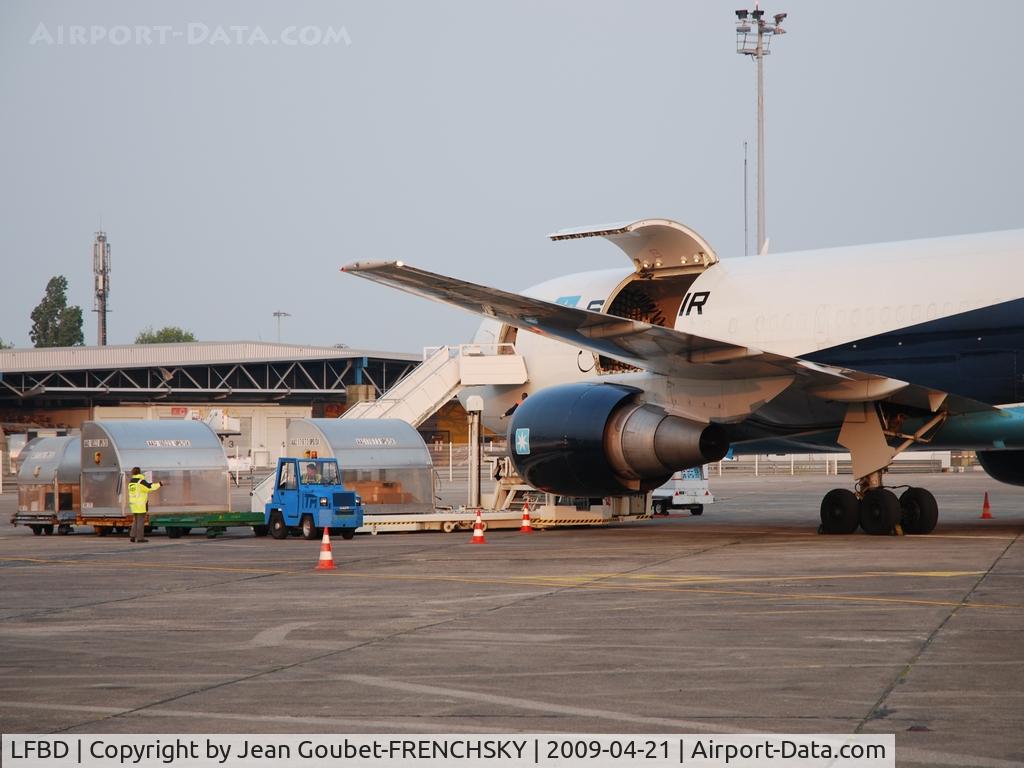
0;473;1021;767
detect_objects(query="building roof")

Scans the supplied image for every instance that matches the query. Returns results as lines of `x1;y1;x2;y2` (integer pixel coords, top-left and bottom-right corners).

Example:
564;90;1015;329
0;341;420;374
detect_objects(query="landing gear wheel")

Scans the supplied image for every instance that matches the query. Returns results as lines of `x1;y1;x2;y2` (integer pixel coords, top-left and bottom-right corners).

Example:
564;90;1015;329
166;527;183;539
900;487;938;535
340;528;356;540
30;525;42;536
42;525;54;535
269;512;287;540
860;488;901;535
252;524;269;537
690;505;704;516
300;515;318;540
820;488;860;534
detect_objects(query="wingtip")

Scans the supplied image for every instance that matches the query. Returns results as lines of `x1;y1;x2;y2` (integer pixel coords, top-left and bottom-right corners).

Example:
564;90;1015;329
340;260;404;273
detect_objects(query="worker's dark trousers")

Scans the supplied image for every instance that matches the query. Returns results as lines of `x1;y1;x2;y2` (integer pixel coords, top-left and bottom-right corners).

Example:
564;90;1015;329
130;513;146;541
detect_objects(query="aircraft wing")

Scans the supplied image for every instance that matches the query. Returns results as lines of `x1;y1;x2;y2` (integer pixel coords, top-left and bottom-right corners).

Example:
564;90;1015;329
341;260;996;415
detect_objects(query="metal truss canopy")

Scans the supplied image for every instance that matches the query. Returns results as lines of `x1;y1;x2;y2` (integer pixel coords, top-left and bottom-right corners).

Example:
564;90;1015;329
0;356;417;405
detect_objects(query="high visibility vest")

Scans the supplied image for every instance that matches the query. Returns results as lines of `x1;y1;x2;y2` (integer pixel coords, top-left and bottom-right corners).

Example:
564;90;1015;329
127;474;160;515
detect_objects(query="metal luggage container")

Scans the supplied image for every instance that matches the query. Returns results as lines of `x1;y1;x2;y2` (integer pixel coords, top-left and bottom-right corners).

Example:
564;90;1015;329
13;436;81;535
80;420;244;534
286;419;434;515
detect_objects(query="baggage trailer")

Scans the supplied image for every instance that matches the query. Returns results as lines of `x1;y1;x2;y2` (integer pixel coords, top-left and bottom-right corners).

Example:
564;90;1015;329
651;466;715;515
81;420;262;537
359;509;521;534
11;436;81;536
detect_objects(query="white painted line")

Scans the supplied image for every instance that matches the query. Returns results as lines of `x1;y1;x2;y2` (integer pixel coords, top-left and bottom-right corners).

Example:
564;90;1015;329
248;621;315;647
0;700;493;732
339;674;750;734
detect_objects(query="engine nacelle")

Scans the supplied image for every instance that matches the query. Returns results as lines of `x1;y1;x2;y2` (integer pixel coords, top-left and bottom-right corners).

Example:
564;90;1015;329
508;382;729;496
977;450;1024;486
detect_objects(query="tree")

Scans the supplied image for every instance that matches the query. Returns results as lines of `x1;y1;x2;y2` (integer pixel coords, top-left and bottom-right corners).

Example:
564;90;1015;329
135;326;197;344
0;338;13;349
30;276;84;347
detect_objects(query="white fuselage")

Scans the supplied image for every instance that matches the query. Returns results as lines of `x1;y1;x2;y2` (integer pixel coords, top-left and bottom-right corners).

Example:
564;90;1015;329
468;229;1024;431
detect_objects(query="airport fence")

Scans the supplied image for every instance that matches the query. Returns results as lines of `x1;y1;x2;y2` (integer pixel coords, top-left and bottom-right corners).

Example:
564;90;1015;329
211;444;978;511
711;452;955;477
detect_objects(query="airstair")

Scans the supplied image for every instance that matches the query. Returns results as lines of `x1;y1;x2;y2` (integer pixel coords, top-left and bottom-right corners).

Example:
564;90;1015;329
250;343;528;520
342;343;528;426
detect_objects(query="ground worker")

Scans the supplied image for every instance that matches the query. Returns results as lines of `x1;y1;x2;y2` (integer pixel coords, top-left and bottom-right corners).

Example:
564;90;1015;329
127;467;162;543
302;462;322;484
499;392;528;420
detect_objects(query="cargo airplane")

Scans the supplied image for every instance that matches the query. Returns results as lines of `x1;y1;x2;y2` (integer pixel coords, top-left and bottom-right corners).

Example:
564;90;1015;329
343;220;1024;535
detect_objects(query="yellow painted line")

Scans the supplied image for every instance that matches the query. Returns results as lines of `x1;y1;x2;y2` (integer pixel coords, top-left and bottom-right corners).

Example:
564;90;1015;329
505;571;987;587
337;570;1022;611
2;558;1018;612
635;585;1020;611
627;570;987;583
866;570;985;578
0;556;291;576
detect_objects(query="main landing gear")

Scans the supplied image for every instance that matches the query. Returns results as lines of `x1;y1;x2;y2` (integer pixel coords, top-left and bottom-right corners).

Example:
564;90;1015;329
820;484;938;536
819;401;946;536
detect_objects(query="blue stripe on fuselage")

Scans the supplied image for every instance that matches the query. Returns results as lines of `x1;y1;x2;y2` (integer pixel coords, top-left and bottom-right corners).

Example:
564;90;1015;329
804;297;1024;405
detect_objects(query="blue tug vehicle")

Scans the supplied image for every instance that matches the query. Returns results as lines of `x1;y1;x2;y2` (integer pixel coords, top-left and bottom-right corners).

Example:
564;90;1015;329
261;457;363;540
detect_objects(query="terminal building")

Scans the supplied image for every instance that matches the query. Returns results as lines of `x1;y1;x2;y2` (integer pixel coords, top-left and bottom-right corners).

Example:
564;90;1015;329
0;342;425;467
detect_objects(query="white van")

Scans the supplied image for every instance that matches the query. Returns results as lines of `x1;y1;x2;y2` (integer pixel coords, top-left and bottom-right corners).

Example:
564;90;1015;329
651;466;714;516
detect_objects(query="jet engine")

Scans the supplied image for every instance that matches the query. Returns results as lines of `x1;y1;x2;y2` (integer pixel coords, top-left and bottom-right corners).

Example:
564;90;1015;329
976;450;1024;486
507;382;729;496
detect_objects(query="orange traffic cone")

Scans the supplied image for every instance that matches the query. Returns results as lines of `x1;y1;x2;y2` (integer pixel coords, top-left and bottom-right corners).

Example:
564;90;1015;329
981;492;993;520
470;509;487;544
316;527;336;570
520;502;533;533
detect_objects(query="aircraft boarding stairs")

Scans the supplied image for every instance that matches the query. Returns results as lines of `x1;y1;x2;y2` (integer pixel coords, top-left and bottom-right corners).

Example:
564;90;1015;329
342;343;528;426
249;344;527;521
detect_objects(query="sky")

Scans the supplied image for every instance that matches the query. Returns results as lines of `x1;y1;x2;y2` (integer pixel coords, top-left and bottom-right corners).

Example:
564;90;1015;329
2;1;1021;353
